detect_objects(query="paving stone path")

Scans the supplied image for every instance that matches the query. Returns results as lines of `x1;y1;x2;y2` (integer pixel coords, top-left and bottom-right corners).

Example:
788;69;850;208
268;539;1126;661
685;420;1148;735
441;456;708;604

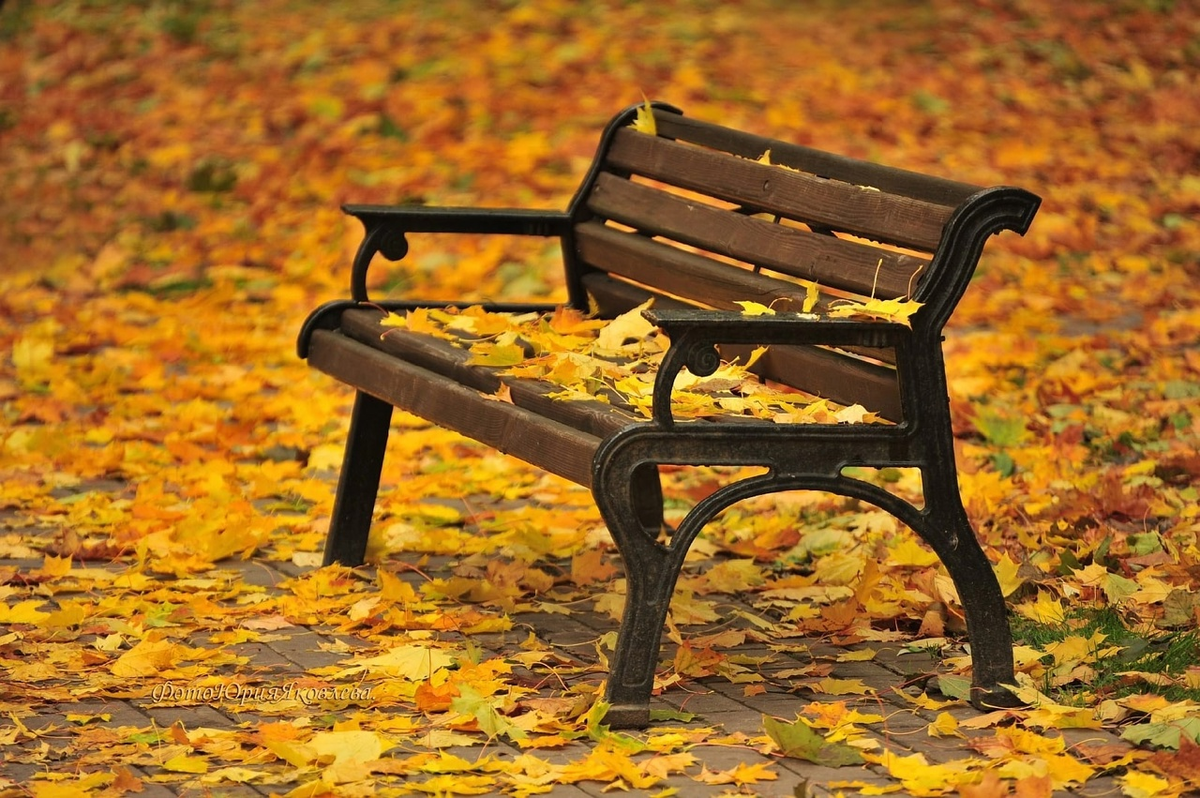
2;522;1133;796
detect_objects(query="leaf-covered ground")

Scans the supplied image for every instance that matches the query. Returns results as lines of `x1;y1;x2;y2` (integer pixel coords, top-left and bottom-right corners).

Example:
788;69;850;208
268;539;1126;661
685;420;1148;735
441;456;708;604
1;0;1199;795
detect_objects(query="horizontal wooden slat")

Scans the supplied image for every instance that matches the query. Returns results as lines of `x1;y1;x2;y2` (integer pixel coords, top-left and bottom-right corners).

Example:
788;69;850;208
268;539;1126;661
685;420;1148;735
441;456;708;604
309;330;601;487
339;309;638;439
654;111;982;208
587;173;928;299
607;128;951;252
575;221;808;310
580;273;903;421
584;270;692;318
724;343;901;422
575;225;898;366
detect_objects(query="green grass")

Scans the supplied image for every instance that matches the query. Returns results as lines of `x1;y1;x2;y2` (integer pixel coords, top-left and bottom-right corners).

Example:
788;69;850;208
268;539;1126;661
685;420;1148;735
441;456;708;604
1011;606;1200;703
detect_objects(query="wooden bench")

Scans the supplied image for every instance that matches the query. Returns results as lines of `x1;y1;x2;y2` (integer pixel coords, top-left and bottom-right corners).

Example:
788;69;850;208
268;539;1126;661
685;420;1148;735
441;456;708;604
298;102;1041;727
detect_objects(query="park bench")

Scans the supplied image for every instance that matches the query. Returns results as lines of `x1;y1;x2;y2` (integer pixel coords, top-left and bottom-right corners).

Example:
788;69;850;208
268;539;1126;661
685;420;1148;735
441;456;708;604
297;102;1041;727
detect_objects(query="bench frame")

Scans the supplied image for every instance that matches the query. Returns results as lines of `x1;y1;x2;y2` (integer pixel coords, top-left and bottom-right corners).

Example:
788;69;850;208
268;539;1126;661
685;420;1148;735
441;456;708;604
299;102;1040;727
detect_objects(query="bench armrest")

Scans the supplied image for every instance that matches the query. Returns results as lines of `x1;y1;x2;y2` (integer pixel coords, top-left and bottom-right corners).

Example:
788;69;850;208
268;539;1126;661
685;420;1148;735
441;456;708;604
643;308;908;427
343;205;572;301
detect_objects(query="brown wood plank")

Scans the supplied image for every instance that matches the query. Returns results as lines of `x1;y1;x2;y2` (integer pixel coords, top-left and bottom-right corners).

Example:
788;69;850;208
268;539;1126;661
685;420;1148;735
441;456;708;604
575;221;809;310
339;309;639;439
586;173;928;299
308;330;601;487
653;111;982;208
583;270;691;319
575;226;898;366
607;128;951;252
723;342;901;422
580;273;902;420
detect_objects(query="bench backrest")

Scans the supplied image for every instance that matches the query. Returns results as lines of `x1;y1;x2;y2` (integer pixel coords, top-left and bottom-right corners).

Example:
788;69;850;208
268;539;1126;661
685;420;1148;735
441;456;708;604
565;103;1040;420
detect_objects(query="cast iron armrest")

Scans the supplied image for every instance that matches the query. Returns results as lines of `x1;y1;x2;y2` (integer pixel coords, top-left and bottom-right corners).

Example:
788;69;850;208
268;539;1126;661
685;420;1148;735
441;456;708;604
343;204;572;301
642;308;909;428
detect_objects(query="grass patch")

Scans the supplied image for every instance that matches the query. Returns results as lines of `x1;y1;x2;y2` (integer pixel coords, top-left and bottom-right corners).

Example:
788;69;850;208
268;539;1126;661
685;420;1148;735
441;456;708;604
1011;605;1200;703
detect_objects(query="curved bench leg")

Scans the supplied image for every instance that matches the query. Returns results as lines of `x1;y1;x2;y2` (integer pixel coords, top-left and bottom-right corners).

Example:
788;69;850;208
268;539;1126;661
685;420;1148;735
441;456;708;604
595;471;679;729
323;391;393;567
919;494;1020;709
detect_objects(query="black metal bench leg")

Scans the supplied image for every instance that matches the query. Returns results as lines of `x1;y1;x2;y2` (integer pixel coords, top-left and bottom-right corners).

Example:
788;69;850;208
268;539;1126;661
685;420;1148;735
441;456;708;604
323;391;393;567
922;499;1021;710
594;473;678;729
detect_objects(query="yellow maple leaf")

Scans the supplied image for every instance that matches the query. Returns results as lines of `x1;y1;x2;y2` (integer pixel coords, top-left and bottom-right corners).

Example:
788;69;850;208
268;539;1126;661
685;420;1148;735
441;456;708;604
0;600;51;625
697;559;765;594
162;754;208;774
467;342;526;367
109;636;182;678
1016;591;1066;625
804;281;821;313
735;300;776;316
630;98;657;135
65;713;111;725
39;555;72;578
993;551;1026;597
30;774;111;798
888;537;940;568
927;712;965;738
1118;770;1175;798
379;311;407;328
869;750;977;795
334;644;456;680
561;743;660;789
809;677;875;696
308;729;389;766
12;336;54;386
696;761;779;785
594;300;657;353
827;297;924;327
547;305;608;335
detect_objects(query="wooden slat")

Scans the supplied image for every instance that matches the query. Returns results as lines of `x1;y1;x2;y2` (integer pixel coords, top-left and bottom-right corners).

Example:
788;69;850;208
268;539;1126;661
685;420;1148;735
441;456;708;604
583;270;691;319
575;221;808;310
586;173;928;299
308;330;601;487
576;266;897;364
653;111;982;208
575;225;898;366
339;309;638;439
724;343;901;422
607;128;951;252
580;273;903;421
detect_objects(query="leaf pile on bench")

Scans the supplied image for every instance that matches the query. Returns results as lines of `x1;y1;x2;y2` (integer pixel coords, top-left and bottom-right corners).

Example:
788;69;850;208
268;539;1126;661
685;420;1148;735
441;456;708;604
376;302;890;425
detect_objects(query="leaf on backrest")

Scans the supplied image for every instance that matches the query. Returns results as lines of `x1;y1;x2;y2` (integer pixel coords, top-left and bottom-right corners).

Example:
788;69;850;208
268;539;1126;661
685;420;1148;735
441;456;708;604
630;98;657;135
803;282;820;313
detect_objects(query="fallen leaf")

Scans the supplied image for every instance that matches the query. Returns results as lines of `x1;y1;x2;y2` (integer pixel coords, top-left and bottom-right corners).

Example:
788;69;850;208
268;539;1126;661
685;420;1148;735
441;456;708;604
763;715;865;767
